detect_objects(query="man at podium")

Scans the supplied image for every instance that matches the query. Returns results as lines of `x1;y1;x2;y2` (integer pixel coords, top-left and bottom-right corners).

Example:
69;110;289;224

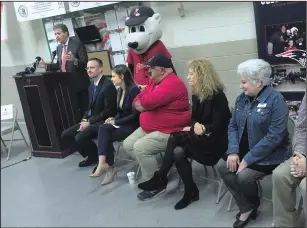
40;24;90;118
61;58;117;167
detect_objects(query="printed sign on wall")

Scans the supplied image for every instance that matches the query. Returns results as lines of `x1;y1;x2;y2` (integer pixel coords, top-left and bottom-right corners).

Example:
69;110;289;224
13;2;66;22
68;2;117;12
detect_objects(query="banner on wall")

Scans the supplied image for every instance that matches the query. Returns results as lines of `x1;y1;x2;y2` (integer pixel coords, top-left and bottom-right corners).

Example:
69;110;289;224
1;2;8;41
13;2;66;22
253;1;306;67
68;2;117;12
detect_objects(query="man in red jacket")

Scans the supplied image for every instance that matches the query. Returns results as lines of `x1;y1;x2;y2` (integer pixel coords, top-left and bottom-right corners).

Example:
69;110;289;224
123;53;191;181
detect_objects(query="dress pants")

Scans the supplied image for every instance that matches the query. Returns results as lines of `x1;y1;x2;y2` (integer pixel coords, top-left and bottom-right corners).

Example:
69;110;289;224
97;123;137;166
272;157;306;227
61;122;101;160
217;159;266;213
123;127;170;180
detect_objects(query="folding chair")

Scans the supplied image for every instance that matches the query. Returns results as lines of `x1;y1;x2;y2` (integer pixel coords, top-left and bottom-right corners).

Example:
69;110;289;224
1;104;31;160
113;141;141;180
297;195;304;217
177;158;225;204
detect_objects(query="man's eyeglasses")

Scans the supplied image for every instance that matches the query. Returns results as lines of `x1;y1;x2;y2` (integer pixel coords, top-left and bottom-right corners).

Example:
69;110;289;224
85;66;97;70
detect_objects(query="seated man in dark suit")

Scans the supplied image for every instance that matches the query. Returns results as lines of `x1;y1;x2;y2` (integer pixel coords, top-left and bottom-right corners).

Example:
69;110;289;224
61;58;117;167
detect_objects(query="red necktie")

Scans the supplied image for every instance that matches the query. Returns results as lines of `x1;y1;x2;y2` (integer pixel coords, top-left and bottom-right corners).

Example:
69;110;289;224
61;44;66;72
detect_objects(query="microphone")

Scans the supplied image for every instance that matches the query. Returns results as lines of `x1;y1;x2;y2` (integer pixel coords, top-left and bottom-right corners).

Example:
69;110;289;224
35;56;41;65
51;50;57;64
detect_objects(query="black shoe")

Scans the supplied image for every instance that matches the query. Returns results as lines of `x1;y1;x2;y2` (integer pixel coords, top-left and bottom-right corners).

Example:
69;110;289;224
138;172;168;191
174;184;199;210
236;210;257;220
137;188;166;201
233;210;258;228
78;158;97;167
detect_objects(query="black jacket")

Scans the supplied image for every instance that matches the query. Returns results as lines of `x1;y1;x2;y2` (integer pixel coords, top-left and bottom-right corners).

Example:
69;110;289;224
190;90;231;153
114;84;140;127
83;76;117;124
47;37;90;92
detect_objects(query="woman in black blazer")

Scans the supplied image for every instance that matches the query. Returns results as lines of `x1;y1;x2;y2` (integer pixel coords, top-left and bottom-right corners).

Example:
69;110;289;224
90;64;140;185
137;58;232;209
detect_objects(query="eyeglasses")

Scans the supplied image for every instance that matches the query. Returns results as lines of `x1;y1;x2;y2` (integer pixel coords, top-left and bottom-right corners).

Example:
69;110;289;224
85;66;97;70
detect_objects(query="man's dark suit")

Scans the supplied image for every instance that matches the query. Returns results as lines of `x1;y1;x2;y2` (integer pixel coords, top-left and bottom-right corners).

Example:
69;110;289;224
61;76;117;164
47;37;90;118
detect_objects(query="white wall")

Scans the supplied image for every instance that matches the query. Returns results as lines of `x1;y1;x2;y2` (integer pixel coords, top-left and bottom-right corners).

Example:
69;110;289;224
1;1;51;119
144;1;256;48
1;2;50;67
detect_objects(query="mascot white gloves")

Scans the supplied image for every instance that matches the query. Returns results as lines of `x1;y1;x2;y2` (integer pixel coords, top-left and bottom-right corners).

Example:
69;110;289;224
124;6;173;86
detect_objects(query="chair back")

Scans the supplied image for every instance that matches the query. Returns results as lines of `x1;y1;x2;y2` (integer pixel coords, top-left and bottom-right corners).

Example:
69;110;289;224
1;104;16;121
287;116;296;143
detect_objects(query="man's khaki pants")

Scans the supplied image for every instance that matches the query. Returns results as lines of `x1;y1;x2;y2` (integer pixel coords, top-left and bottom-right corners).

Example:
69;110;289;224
272;157;306;227
123;127;170;180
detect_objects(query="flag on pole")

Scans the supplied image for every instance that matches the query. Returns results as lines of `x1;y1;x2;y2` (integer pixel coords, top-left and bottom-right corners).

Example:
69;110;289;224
1;2;8;41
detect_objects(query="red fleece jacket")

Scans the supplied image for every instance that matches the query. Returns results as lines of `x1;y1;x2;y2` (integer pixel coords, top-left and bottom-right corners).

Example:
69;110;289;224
133;73;191;134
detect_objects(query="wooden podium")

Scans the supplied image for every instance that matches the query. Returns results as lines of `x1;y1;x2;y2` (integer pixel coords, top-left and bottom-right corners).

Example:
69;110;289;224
14;72;80;158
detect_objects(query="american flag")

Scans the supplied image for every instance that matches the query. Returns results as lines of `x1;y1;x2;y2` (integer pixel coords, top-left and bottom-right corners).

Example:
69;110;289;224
275;49;306;67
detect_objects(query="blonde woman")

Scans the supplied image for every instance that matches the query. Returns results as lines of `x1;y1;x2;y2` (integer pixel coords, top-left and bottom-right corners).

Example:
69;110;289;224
137;58;232;209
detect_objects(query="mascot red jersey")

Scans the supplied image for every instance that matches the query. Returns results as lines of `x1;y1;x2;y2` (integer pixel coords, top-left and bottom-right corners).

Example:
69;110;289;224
124;6;173;87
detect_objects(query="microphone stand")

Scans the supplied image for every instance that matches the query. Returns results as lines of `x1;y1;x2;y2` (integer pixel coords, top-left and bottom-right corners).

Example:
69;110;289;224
51;51;57;64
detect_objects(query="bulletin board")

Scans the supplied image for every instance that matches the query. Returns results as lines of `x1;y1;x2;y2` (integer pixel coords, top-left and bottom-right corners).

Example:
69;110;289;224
88;51;112;75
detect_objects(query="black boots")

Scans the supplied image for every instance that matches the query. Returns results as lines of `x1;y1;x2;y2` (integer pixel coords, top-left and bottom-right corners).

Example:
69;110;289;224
174;183;199;210
138;172;168;191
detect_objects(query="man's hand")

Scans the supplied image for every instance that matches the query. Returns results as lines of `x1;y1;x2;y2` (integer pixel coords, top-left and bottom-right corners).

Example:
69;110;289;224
135;100;146;112
77;121;90;132
237;159;248;174
290;152;306;177
182;126;191;132
194;122;205;136
39;59;47;69
66;51;76;62
105;117;114;124
108;120;115;125
227;153;240;172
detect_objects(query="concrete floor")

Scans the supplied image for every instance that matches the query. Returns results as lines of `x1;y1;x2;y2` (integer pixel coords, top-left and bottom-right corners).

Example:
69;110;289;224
1;123;305;227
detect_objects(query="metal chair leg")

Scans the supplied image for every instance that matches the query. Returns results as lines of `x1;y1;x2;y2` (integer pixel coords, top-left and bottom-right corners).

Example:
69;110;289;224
297;196;304;216
227;194;234;212
1;136;8;154
113;143;121;166
135;165;141;180
18;125;30;150
216;179;223;204
6;127;16;160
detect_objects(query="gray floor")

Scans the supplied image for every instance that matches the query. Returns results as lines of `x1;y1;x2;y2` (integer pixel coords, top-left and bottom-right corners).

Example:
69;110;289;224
1;123;304;227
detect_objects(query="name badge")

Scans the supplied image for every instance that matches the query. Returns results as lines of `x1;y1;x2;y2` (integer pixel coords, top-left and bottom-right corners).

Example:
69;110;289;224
257;103;267;108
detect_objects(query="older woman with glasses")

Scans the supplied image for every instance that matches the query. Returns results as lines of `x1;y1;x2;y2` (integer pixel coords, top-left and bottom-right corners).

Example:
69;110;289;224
217;59;292;228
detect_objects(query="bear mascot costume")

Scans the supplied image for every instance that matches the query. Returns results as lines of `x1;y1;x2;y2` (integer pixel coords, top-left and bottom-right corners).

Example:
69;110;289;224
124;6;174;87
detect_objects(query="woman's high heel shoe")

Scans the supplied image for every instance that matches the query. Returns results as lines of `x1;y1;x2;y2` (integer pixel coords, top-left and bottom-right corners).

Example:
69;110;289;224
89;164;109;177
101;169;117;185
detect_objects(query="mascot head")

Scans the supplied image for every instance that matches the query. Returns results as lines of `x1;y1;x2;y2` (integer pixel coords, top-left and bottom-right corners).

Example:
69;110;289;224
124;6;162;55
